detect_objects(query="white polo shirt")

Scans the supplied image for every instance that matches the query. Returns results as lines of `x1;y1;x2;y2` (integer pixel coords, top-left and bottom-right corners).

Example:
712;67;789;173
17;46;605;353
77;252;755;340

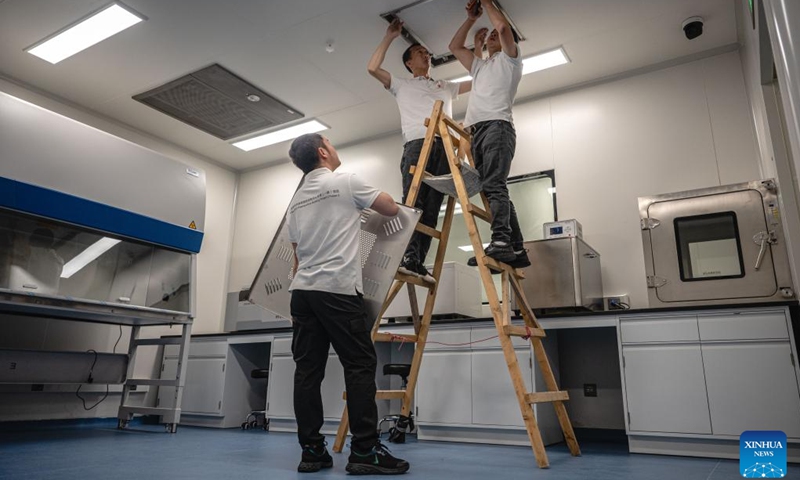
464;46;523;127
287;167;380;296
389;74;461;144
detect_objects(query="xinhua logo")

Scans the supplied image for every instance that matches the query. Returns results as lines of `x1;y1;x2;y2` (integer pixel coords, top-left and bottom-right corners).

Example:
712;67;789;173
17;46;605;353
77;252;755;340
740;431;787;478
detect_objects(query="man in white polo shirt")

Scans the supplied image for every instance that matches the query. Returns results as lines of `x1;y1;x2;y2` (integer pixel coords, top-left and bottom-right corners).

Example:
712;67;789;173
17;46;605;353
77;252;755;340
450;0;530;269
368;18;472;283
286;133;409;475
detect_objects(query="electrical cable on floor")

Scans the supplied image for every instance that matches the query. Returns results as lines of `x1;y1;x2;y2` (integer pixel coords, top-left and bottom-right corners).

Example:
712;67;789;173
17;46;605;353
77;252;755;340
75;325;123;411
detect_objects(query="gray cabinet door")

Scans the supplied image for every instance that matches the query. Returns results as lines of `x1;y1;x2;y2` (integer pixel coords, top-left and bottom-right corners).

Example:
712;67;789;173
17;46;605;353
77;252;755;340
416;351;472;425
623;345;712;434
702;342;800;437
267;355;296;418
181;358;226;415
471;349;532;427
267;352;346;420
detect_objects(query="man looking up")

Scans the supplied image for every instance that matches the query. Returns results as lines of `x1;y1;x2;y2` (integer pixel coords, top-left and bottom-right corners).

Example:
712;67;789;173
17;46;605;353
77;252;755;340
368;18;472;283
449;0;530;269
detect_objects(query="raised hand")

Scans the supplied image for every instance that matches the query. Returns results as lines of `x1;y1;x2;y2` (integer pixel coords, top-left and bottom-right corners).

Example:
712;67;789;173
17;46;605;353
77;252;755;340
466;0;482;19
387;18;403;39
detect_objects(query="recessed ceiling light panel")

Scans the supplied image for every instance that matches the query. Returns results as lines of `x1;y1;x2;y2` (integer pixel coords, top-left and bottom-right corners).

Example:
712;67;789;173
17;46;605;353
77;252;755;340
26;3;145;64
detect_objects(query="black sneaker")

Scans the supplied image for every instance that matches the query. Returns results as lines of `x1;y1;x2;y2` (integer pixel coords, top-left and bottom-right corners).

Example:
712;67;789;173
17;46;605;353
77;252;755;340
398;257;435;284
397;257;417;277
298;443;333;473
346;442;410;475
468;248;530;270
414;263;436;284
485;242;516;262
508;249;531;269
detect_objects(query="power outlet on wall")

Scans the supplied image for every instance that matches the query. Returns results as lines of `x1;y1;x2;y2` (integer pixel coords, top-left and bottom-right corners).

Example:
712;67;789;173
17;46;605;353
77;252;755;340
604;295;630;310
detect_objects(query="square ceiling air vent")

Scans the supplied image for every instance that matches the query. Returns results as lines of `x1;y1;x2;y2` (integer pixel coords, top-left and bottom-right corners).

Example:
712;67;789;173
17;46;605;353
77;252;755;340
382;0;523;67
133;64;303;140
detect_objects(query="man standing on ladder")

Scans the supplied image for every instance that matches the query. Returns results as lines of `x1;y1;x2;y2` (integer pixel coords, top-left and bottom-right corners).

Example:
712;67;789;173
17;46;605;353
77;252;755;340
286;133;410;475
368;18;471;283
450;0;530;269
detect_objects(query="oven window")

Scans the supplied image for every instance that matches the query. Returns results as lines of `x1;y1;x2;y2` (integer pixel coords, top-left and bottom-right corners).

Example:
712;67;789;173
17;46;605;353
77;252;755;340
674;212;745;281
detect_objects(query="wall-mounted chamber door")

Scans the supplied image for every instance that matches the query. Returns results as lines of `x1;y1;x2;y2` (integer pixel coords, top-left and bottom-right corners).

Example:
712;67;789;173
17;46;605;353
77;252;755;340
644;189;777;303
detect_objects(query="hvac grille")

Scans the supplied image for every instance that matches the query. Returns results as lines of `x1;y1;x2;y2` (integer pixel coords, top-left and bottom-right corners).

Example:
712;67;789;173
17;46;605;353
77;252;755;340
134;64;303;140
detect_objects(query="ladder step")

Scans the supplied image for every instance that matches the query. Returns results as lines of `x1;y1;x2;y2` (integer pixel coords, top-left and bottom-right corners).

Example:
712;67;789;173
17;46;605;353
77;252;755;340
525;391;570;404
126;379;180;387
343;390;406;400
466;203;492;222
134;337;183;346
374;332;418;343
481;256;526;278
414;223;442;239
442;117;470;139
502;324;546;339
394;272;434;288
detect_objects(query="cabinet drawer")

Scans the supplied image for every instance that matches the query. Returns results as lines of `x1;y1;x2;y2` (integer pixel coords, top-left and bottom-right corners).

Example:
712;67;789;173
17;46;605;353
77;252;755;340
698;312;789;341
620;316;699;344
272;337;292;355
188;341;228;358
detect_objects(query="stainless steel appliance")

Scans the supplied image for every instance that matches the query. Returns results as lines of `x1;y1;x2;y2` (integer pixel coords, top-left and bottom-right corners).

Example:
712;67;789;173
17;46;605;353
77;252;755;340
639;179;795;307
543;219;583;239
521;237;603;310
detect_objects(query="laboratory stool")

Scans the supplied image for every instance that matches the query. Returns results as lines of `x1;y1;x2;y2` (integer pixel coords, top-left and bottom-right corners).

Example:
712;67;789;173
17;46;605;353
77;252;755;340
241;368;270;431
378;363;414;443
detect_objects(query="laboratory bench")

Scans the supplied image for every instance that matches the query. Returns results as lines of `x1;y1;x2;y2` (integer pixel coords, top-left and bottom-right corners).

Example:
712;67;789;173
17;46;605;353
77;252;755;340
160;301;800;462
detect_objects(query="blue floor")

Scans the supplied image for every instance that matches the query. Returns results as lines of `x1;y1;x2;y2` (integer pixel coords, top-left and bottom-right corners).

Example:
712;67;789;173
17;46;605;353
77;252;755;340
0;420;789;479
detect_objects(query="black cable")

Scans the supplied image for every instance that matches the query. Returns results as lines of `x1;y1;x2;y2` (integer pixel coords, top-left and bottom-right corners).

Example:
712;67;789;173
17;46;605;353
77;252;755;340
75;326;124;411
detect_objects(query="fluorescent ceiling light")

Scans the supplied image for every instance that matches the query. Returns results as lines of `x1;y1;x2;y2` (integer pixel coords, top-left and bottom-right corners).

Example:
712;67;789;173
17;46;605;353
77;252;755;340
458;242;490;252
61;237;122;279
522;47;569;75
26;3;145;64
233;120;328;152
451;47;569;83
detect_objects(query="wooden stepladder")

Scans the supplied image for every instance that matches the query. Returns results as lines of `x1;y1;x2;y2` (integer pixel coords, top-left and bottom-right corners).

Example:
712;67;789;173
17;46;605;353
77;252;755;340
333;101;581;468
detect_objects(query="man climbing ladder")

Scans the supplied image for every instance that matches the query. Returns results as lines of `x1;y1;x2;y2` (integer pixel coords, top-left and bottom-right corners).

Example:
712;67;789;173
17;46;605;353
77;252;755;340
334;101;581;469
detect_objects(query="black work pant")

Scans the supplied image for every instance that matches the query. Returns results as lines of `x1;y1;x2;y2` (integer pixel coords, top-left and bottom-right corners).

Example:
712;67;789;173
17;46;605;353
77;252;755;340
290;289;378;452
400;137;450;264
470;120;523;248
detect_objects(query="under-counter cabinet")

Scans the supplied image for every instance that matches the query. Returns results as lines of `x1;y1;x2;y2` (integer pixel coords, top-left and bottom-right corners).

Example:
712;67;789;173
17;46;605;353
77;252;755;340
618;307;800;460
158;336;272;428
415;326;561;446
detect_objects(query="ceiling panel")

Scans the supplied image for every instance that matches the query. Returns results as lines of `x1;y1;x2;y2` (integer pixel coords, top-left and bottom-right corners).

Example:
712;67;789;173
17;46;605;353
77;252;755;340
0;0;740;171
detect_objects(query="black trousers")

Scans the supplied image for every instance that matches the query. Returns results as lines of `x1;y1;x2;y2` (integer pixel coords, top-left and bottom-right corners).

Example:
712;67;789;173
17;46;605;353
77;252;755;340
290;289;378;452
400;137;450;264
471;120;523;248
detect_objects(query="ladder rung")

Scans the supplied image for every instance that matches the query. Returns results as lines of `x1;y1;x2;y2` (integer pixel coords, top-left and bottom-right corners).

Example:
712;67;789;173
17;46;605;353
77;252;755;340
394;272;434;288
525;391;570;404
126;379;180;387
503;324;546;339
414;223;441;239
134;337;183;346
343;390;406;400
481;256;526;278
374;332;418;343
466;204;492;222
442;117;470;139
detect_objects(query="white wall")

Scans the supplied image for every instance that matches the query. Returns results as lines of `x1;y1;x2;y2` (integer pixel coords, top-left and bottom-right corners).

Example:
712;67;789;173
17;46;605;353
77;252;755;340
231;51;760;309
736;0;800;292
0;77;238;420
